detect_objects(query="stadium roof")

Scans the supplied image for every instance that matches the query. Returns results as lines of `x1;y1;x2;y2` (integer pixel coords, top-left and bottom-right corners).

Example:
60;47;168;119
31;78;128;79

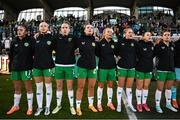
0;0;179;12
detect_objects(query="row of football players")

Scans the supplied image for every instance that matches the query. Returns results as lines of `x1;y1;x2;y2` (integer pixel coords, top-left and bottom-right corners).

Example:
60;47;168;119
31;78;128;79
6;21;180;116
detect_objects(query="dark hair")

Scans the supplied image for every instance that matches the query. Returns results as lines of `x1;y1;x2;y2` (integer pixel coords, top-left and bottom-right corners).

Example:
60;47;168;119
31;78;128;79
82;23;94;36
17;24;28;31
161;29;171;36
83;22;91;30
142;31;151;37
123;27;133;34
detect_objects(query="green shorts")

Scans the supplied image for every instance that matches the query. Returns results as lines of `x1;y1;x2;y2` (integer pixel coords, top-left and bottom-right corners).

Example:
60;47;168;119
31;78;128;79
11;70;32;81
55;66;74;80
32;68;54;77
117;67;135;78
77;67;97;79
135;70;153;80
98;69;116;82
155;70;176;81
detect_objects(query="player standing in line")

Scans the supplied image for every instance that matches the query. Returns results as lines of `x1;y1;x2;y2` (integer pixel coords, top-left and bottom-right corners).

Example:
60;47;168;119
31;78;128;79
51;22;77;115
33;22;55;116
116;28;137;112
154;31;177;113
96;28;117;112
135;32;154;112
75;24;98;116
7;25;34;115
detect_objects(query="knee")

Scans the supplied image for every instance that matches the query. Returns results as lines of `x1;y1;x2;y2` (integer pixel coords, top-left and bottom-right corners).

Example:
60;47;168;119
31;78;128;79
57;84;63;91
67;85;73;90
108;83;113;88
25;86;32;93
78;85;84;91
26;89;33;93
15;91;21;94
14;86;21;92
136;86;142;90
165;86;171;90
126;84;132;88
143;84;149;90
157;87;163;91
137;84;143;90
98;83;104;88
88;84;95;90
118;83;124;88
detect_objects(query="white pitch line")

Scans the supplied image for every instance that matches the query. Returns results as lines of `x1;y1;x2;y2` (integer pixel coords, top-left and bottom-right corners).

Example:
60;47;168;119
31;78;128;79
122;90;137;120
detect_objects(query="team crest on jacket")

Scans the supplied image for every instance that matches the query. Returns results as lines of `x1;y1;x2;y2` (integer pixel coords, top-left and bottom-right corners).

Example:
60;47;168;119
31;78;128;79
111;45;115;49
121;43;125;46
102;44;105;46
171;47;174;51
36;40;40;43
15;44;18;47
92;42;96;47
81;42;85;45
161;46;165;49
68;38;72;42
47;41;51;45
131;43;134;47
152;47;154;50
143;48;147;51
24;42;29;47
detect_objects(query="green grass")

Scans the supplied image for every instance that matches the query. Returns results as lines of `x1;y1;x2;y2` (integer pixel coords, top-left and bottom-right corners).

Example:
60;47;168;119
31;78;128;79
0;75;128;119
0;74;180;119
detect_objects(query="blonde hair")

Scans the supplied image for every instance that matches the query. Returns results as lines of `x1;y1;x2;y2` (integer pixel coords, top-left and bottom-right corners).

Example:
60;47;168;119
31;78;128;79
102;27;112;39
39;22;49;28
61;21;71;28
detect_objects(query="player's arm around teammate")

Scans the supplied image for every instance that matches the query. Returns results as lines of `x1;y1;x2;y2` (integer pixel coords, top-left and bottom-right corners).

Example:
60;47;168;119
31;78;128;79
135;32;154;112
75;24;98;116
33;22;55;116
154;31;177;113
96;28;117;112
7;25;34;116
51;22;77;115
116;28;137;112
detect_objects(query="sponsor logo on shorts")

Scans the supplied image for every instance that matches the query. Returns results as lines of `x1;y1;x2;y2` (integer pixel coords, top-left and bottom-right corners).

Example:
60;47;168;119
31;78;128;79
93;69;97;74
25;70;31;79
121;43;125;46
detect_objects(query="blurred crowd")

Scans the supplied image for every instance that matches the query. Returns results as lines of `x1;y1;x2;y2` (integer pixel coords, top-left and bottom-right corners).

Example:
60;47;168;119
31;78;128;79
0;11;180;51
